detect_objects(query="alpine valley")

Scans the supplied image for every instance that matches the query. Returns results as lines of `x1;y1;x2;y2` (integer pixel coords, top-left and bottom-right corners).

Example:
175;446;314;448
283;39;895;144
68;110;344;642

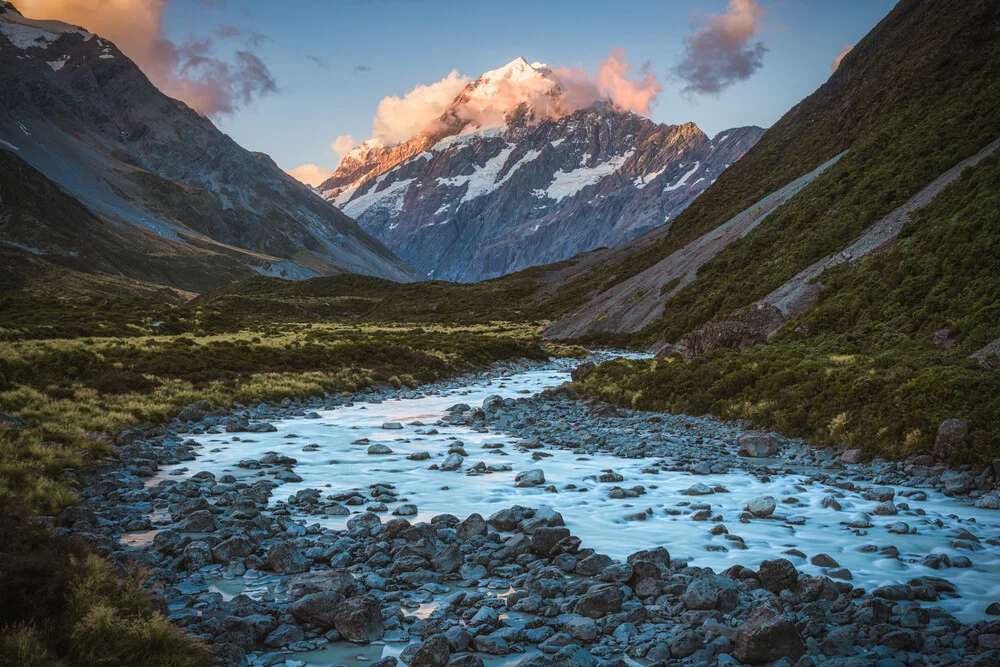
319;57;763;282
2;1;1000;667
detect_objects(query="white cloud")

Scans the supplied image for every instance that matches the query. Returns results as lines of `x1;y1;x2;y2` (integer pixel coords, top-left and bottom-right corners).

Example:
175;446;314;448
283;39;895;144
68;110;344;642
371;70;471;144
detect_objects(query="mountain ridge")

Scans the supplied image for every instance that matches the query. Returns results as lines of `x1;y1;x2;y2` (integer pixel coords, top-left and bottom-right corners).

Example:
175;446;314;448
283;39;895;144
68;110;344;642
0;1;424;292
319;58;762;282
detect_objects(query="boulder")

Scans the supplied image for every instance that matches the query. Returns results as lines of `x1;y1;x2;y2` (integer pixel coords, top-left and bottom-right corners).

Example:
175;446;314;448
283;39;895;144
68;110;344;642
573;584;623;618
514;469;545;487
412;634;451;667
746;496;776;518
758;558;798;593
288;591;345;628
683;576;739;611
733;602;805;663
738;433;779;458
530;527;571;556
334;596;384;643
212;535;256;563
457;513;488;540
266;543;310;574
933;418;968;460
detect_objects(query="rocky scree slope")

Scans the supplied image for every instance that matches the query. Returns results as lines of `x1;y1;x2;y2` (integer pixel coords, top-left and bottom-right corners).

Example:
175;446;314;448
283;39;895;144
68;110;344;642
319;58;762;282
0;2;423;293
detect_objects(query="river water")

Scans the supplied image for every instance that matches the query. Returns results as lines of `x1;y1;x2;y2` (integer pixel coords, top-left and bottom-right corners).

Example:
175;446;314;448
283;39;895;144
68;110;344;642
161;364;1000;629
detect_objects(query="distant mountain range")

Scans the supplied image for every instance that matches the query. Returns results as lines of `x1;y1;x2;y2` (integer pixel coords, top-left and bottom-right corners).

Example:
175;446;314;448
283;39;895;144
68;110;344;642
0;1;423;293
318;58;763;282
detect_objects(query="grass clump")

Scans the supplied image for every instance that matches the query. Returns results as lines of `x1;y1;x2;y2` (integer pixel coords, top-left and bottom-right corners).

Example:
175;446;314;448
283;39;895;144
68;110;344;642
0;517;209;666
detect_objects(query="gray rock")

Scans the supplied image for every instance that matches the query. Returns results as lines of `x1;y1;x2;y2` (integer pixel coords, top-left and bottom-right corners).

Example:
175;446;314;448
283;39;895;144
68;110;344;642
334;596;384;643
515;469;546;487
288;591;345;628
733;602;805;663
368;443;393;455
267;543;310;574
746;495;776;518
738;433;779;457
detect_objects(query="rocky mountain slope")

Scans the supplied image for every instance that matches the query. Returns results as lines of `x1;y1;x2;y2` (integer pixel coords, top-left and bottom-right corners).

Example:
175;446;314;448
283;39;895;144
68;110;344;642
319;58;762;282
0;2;423;293
543;0;1000;460
543;0;1000;346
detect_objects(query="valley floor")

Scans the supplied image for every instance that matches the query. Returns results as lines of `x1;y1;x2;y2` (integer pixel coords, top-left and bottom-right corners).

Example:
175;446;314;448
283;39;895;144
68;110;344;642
20;355;1000;666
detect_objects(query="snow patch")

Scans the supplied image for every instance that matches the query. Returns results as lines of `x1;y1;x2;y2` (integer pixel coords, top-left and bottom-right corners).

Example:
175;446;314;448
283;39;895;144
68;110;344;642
664;161;701;192
341;178;415;218
0;139;19;152
550;138;565;148
537;150;634;202
633;167;666;190
0;10;92;49
46;54;69;71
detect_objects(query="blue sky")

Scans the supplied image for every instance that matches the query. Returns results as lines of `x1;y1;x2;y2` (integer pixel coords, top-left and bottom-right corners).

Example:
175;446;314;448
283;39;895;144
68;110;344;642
161;0;896;174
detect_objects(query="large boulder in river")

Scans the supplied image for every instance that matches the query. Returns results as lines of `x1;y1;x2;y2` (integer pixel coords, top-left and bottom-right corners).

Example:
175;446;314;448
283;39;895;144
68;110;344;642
288;591;345;627
746;496;776;518
334;596;384;643
514;469;545;487
531;527;571;556
212;535;256;563
573;584;623;618
266;542;309;574
411;633;451;667
933;418;968;460
738;433;779;457
758;558;799;593
734;602;805;663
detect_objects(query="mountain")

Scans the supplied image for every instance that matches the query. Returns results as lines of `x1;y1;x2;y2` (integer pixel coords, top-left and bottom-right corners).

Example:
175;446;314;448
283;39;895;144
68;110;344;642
536;0;1000;458
0;2;423;293
543;0;1000;345
318;58;762;282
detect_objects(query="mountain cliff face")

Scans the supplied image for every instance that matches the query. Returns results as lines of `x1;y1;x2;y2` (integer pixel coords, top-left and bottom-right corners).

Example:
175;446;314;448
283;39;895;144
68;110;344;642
319;58;762;282
0;2;423;292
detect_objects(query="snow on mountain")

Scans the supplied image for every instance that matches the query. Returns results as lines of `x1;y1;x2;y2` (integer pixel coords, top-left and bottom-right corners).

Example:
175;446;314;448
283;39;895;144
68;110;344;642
318;58;764;282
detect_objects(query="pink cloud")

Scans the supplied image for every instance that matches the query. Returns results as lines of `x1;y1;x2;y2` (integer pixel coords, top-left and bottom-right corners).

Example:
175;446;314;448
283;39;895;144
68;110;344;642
372;70;472;144
673;0;768;95
832;44;853;71
17;0;277;117
286;163;334;188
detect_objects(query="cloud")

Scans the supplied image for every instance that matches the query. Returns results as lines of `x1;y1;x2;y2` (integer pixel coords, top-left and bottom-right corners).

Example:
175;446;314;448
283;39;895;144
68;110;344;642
307;54;331;70
372;69;472;144
330;135;357;159
673;0;768;96
17;0;277;117
832;44;853;71
354;64;371;77
559;48;663;116
286;163;334;188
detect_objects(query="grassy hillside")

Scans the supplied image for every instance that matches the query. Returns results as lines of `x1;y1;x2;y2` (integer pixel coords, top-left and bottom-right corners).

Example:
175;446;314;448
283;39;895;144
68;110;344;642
576;155;1000;463
549;0;1000;342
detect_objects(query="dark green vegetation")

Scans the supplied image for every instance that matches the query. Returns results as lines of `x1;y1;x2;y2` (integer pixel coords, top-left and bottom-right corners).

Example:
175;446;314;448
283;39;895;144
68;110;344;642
576;154;1000;463
0;517;209;666
558;0;1000;463
556;0;1000;326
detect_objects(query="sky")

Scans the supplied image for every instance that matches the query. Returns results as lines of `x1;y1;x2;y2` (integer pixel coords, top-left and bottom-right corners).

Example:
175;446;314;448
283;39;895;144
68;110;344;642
16;0;896;183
